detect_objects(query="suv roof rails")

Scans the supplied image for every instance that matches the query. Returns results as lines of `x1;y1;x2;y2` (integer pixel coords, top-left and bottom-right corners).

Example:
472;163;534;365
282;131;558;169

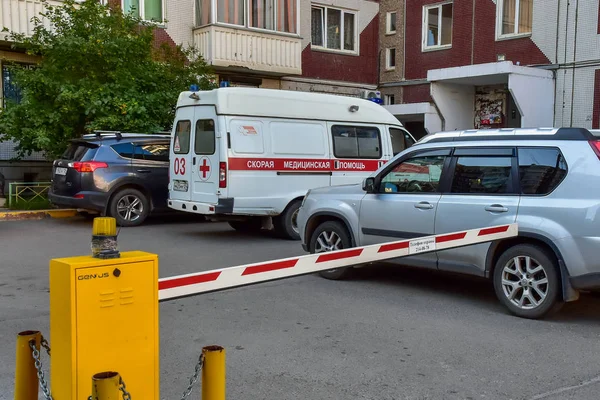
419;127;595;144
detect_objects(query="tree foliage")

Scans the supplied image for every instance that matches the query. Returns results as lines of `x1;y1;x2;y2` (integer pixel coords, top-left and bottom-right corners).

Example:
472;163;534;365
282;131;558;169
0;0;216;158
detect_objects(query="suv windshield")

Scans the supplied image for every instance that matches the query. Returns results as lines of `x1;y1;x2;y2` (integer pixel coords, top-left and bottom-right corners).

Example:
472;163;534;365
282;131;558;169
61;141;99;161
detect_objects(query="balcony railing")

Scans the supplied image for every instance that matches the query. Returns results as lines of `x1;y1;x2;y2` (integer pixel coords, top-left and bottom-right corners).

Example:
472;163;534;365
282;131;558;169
0;0;61;41
193;24;302;76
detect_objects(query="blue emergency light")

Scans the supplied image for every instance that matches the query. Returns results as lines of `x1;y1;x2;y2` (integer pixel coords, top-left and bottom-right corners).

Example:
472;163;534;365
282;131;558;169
190;84;199;91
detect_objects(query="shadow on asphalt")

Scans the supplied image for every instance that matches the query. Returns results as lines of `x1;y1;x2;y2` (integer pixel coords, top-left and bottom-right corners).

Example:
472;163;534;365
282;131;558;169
353;263;600;323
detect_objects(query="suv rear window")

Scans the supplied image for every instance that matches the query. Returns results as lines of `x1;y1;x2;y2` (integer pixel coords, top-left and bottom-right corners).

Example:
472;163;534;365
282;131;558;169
518;148;567;195
61;142;98;161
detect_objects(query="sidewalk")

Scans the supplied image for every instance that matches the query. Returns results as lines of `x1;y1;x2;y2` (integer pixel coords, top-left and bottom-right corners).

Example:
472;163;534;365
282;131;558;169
0;208;78;221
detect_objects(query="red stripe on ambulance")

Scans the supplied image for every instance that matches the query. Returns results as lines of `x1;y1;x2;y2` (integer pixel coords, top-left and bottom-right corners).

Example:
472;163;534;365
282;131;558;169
228;157;384;172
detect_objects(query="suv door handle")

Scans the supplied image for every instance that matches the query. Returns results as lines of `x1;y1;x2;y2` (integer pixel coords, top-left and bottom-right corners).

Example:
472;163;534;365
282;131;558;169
136;169;151;173
414;201;434;210
485;204;508;213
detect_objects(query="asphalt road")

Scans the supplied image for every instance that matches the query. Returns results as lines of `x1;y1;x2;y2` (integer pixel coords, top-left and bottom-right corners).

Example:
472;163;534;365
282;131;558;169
1;215;599;400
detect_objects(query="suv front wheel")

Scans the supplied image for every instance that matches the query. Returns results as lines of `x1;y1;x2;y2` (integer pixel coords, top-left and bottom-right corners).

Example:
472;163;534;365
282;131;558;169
309;221;354;280
493;244;563;319
109;188;150;227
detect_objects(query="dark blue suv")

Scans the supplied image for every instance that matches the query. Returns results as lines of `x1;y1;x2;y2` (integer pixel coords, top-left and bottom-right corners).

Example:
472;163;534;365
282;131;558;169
49;132;171;226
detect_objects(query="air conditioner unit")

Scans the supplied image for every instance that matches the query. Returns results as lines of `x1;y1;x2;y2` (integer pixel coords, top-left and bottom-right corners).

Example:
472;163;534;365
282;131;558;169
360;89;381;100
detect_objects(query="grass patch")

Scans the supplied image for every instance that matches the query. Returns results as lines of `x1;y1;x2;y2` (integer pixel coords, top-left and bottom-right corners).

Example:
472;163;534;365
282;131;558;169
8;197;52;211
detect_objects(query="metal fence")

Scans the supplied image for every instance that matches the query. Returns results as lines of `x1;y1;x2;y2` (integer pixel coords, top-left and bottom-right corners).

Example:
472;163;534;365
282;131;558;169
8;181;51;208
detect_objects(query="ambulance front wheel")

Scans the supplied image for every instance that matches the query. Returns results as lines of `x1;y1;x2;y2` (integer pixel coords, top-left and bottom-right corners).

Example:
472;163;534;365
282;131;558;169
273;200;302;240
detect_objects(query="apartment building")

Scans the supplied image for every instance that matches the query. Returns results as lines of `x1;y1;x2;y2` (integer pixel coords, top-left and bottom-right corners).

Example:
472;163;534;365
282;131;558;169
379;0;559;138
164;0;380;96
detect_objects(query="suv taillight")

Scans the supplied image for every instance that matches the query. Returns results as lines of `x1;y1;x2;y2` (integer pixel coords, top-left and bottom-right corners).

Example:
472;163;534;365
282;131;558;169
589;141;600;160
219;162;227;188
69;161;108;172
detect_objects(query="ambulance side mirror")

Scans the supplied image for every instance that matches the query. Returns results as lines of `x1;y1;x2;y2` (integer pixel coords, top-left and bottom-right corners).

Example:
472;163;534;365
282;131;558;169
363;177;376;193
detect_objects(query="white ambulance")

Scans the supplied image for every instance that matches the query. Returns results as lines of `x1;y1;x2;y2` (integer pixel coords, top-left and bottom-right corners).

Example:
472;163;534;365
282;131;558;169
168;87;416;240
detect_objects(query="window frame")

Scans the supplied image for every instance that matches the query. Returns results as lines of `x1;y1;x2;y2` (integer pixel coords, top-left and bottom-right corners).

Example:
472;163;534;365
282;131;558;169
133;140;171;163
373;148;453;194
331;125;382;160
386;11;397;35
310;4;359;55
444;147;520;196
516;146;568;197
173;120;192;155
385;94;395;106
421;1;453;52
386;48;396;70
194;119;216;155
195;0;300;36
121;0;165;24
495;0;533;41
378;153;449;194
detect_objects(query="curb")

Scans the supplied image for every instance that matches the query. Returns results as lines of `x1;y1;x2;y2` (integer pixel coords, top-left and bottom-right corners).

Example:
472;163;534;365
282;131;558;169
0;209;78;221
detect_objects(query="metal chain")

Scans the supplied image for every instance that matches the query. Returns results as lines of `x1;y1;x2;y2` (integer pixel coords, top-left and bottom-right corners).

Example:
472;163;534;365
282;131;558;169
119;376;132;400
180;354;205;400
29;340;53;400
40;335;51;357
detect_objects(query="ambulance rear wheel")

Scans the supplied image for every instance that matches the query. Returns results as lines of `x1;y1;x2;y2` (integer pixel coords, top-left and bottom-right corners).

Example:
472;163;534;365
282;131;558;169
273;200;302;240
228;218;262;233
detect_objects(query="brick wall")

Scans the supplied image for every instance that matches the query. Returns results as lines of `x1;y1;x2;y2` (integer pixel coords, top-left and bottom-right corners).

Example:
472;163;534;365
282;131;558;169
403;84;431;104
301;15;379;85
379;0;404;84
404;0;550;81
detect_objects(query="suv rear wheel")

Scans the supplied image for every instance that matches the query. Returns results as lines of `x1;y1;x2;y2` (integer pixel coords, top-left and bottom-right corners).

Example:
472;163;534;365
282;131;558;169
493;244;563;319
309;221;354;280
109;188;150;227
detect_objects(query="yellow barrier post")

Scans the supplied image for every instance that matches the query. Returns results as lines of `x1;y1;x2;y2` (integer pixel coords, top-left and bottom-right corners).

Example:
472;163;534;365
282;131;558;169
91;372;121;400
202;346;226;400
50;217;159;399
14;330;40;400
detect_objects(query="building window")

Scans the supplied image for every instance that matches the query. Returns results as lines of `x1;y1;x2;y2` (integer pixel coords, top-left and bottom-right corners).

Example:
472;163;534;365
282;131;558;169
123;0;163;22
2;63;35;107
497;0;532;38
386;48;396;70
422;2;453;50
195;0;298;33
385;94;395;105
386;12;397;34
311;5;357;53
217;0;245;25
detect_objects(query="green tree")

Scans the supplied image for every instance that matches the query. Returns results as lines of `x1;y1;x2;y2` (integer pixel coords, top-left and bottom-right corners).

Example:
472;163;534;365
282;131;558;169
0;0;216;158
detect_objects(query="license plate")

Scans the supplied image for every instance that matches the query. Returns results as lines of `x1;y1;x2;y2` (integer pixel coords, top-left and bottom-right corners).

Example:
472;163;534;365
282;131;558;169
173;180;188;192
55;167;67;176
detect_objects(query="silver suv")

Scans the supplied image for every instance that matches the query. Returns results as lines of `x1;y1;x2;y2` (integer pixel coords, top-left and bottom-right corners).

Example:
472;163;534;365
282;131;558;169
298;127;600;319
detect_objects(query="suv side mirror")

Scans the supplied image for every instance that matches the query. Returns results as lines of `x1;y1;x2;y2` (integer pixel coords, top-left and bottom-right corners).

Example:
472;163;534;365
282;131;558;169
362;177;376;193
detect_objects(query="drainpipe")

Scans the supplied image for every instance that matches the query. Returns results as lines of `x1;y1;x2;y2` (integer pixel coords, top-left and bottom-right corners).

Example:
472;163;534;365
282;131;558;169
471;0;476;65
569;0;579;126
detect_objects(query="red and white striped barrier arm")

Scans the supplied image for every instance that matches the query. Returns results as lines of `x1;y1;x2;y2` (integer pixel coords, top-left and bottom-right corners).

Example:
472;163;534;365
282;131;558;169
158;223;518;301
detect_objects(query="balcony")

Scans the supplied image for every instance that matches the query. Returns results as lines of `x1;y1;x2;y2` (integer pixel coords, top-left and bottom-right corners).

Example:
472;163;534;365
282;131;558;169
193;24;302;76
0;0;61;41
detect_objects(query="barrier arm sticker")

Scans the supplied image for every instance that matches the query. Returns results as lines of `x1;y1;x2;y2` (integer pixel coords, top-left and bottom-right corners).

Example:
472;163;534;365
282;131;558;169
158;223;518;301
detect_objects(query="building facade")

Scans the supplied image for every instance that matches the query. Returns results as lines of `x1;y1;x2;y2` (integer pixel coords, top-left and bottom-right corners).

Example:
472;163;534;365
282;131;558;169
379;0;565;138
163;0;380;96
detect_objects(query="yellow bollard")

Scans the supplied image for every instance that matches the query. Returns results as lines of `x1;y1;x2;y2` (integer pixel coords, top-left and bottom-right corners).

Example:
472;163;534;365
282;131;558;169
202;346;226;400
14;330;41;400
91;372;121;400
